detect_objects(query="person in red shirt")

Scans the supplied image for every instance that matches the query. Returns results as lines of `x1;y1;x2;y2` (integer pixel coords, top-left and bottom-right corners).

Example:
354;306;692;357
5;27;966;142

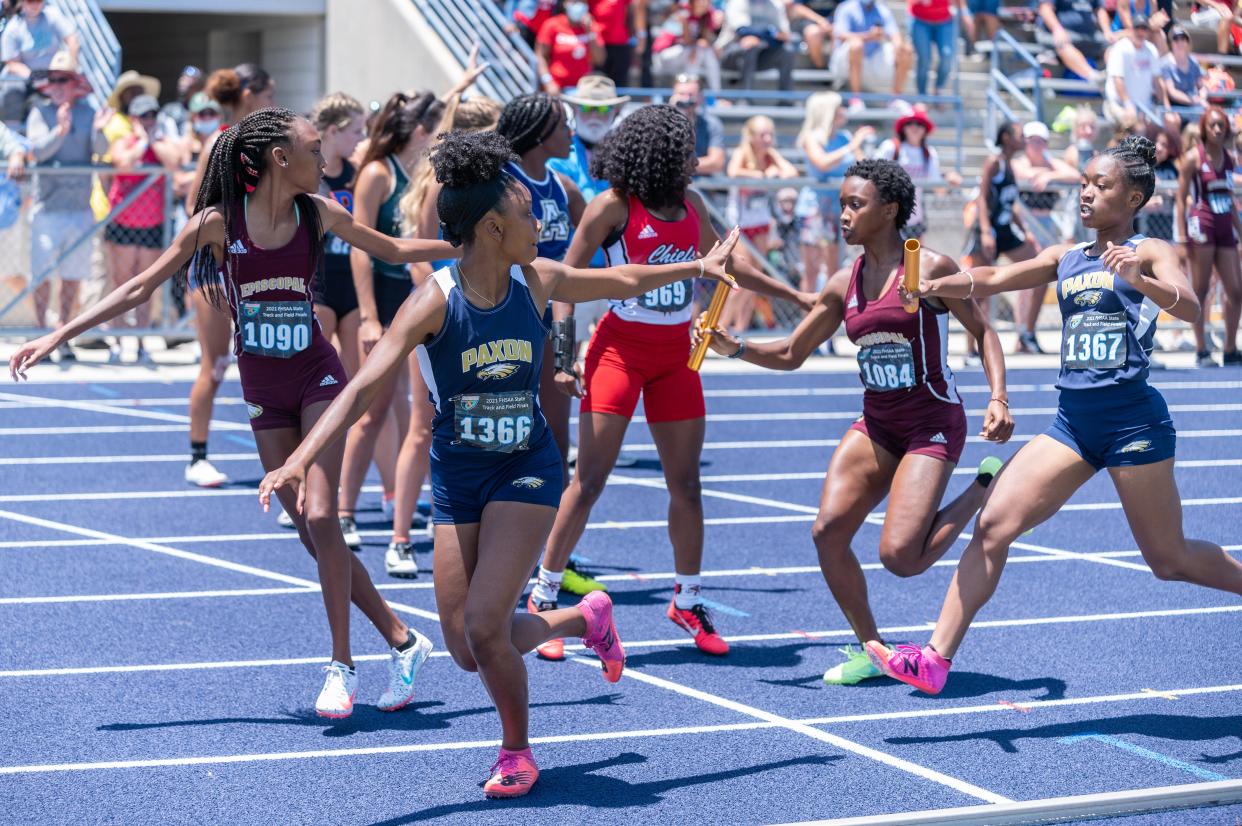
537;2;606;93
909;0;956;97
591;0;634;87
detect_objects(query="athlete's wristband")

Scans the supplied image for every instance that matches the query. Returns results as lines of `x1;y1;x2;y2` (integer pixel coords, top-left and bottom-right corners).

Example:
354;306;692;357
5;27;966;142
551;318;575;374
728;338;747;359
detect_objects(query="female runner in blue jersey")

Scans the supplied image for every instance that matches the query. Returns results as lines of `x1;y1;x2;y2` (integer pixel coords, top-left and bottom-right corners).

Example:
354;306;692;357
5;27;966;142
258;129;740;798
866;135;1242;695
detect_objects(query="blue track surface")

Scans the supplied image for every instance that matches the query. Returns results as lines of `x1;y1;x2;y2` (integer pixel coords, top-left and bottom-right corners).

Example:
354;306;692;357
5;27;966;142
2;366;1241;825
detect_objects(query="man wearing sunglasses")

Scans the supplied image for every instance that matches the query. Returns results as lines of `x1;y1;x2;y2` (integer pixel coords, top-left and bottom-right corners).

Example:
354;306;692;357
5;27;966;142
667;73;725;176
26;50;108;356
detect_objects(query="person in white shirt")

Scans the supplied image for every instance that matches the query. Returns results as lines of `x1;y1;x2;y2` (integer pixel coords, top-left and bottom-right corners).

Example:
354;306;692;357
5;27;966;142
1104;15;1172;128
873;107;960;240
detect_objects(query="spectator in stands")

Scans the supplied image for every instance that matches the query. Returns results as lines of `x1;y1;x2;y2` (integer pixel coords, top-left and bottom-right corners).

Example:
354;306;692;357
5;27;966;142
668;72;726;174
1192;0;1242;57
1061;103;1101;172
830;0;914;106
909;0;957;98
787;0;833;70
25;51;106;352
103;94;182;364
798;90;873;292
1035;0;1110;85
159;66;204;139
537;1;606;94
650;0;725;88
507;0;559;46
550;73;628;201
717;0;796;94
963;0;1001;57
1104;14;1175;129
1136;121;1180;241
0;0;78;80
1010;120;1079;352
875;106;960;240
1161;26;1207;108
725;114;799;331
592;0;635;87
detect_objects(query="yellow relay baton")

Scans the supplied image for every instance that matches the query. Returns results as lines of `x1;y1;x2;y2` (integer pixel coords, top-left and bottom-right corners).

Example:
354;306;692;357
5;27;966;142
903;238;921;314
688;279;732;372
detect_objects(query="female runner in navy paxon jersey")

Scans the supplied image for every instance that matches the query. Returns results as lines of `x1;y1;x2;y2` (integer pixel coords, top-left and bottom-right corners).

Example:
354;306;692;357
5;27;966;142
10;107;456;720
696;159;1013;686
867;136;1242;696
257;129;739;799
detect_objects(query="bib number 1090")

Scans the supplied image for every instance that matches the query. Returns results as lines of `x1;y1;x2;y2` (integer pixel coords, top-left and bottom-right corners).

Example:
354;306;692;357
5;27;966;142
243;320;309;353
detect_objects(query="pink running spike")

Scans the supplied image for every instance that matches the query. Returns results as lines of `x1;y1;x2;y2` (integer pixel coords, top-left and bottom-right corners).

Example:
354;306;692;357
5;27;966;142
578;591;625;683
866;640;951;695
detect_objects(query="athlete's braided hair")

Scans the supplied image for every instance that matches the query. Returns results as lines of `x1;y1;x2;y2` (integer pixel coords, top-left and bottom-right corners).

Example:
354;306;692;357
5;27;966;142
179;106;325;310
496;93;559;155
1102;134;1158;212
843;158;917;231
590;104;695;211
431;129;517;246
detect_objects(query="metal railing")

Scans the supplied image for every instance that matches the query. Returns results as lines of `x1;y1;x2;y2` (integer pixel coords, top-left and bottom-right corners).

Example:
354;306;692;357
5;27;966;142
418;0;536;101
987;30;1042;140
56;0;120;113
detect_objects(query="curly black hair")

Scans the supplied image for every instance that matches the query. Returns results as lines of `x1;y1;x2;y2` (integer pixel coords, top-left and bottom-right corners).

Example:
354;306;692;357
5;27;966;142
590;104;696;211
1102;134;1157;211
430;129;518;246
843;158;917;230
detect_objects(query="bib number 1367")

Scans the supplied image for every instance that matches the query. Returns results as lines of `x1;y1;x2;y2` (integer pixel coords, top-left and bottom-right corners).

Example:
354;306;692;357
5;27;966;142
1063;311;1127;369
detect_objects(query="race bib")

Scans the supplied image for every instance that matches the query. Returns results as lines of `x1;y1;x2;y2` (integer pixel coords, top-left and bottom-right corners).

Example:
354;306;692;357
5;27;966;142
1063;311;1127;369
239;301;312;359
858;341;916;392
453;390;534;453
639;278;693;313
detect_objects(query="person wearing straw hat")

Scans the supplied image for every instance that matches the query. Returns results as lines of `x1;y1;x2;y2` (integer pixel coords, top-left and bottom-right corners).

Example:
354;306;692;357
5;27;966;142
26;51;110;353
551;73;628;204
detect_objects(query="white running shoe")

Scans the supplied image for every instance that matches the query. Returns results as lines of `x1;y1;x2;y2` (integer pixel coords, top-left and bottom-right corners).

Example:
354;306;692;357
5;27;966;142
315;661;358;719
377;631;434;712
277;508;295;528
185;459;228;488
340;516;362;550
385;541;418;578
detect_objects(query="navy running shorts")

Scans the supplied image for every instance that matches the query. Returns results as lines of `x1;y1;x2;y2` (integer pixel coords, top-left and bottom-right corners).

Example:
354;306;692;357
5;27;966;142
429;429;564;524
1044;382;1176;471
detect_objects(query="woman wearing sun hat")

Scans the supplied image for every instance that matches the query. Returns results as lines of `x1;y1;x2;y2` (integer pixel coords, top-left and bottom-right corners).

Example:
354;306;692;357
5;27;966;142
875;105;960;242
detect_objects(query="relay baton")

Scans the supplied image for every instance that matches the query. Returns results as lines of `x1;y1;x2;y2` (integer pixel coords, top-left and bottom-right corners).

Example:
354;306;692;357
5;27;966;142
902;238;921;314
688;280;732;371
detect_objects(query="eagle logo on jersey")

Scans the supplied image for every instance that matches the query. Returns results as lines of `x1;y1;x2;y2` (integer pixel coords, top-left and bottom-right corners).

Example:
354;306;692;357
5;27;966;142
511;476;546;489
246;402;264;419
477;363;519;380
1119;439;1152;454
1074;290;1103;307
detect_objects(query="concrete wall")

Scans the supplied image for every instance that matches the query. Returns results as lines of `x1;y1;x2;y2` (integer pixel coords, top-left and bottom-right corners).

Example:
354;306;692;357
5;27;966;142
105;12;324;114
324;0;460;107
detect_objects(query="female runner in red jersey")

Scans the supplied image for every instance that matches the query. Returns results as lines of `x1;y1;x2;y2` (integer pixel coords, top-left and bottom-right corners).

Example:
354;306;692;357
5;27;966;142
695;159;1014;684
1176;106;1242;366
10;107;456;720
527;104;816;659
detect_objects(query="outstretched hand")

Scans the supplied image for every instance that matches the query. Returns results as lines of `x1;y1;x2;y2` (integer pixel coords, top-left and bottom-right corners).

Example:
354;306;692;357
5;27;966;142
258;460;308;517
701;227;741;288
691;311;741;357
9;333;58;381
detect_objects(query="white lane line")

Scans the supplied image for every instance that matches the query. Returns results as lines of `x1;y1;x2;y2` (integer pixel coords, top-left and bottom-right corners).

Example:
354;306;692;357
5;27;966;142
9;426;1242;465
568;656;1010;803
0;510;441;623
0;391;247;431
610;474;820;515
3;679;1241;778
791;779;1242;826
697;458;1242;483
7;602;1238;678
0;552;1143;606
